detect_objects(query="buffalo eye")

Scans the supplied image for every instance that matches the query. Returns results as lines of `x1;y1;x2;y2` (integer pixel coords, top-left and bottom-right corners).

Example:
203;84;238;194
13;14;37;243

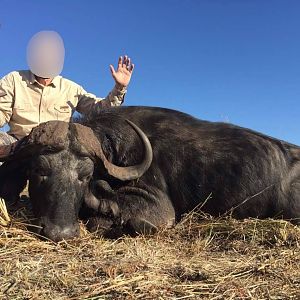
78;174;92;182
32;168;51;176
40;175;48;184
31;156;52;177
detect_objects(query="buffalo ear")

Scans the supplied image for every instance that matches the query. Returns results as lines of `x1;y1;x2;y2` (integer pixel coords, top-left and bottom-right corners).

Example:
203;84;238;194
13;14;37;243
92;180;115;198
84;190;100;211
0;160;28;203
84;180;115;211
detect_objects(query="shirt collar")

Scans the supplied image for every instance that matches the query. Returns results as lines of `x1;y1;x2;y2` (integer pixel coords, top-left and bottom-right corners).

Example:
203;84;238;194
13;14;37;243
51;76;60;87
28;71;60;87
28;71;36;85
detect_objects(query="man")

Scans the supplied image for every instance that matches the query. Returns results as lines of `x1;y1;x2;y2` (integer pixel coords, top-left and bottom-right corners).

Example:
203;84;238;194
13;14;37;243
0;31;134;157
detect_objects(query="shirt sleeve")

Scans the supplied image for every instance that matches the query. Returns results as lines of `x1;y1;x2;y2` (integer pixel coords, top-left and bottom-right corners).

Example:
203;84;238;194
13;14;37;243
76;84;127;115
0;73;14;127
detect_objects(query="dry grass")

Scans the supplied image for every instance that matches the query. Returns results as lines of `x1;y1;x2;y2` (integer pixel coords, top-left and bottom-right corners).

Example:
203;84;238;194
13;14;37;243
1;201;300;299
0;198;10;226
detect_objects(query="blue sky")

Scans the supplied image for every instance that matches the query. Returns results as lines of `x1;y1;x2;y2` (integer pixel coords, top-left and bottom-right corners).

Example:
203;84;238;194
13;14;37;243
0;0;300;144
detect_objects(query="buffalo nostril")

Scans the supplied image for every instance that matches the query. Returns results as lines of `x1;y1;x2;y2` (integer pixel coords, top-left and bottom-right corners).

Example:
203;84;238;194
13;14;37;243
41;224;80;242
60;226;79;239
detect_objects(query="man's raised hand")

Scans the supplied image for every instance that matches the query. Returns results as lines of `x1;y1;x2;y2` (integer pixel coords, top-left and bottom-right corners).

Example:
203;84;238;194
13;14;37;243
110;55;134;88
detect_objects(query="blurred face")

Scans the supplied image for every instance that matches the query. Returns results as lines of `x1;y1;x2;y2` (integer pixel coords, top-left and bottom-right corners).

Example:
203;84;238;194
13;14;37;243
27;31;65;78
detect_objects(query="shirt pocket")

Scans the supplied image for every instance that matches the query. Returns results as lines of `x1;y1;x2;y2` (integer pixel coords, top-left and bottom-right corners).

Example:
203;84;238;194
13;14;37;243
14;102;30;110
53;104;72;121
12;102;35;123
13;102;32;114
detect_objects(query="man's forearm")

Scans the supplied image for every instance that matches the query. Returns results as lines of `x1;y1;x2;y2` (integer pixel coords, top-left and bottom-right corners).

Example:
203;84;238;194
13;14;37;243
0;74;14;126
107;84;127;106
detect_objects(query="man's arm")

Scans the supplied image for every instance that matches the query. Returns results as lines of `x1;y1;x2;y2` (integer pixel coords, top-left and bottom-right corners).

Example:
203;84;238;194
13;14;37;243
76;55;134;114
75;84;127;114
0;73;14;127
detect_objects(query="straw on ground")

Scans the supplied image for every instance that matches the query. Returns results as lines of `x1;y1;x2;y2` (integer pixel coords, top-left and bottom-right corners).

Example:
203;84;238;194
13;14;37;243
1;207;300;299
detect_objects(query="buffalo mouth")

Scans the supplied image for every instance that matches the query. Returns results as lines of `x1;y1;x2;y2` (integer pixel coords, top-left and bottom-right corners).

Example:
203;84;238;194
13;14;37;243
41;224;80;242
31;219;80;242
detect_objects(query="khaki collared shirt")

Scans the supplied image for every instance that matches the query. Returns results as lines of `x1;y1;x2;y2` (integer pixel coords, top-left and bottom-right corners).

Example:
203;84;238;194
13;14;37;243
0;70;126;139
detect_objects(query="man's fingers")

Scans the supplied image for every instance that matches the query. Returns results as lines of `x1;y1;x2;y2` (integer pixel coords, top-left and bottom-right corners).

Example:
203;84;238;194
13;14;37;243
123;55;128;66
115;55;134;73
130;63;135;72
127;58;134;73
118;56;122;68
110;64;116;75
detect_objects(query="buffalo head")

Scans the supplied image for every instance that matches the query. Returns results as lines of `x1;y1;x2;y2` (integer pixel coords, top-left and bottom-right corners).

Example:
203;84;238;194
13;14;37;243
1;120;152;242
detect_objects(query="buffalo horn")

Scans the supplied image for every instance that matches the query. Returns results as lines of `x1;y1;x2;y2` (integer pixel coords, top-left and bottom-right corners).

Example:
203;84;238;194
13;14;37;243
72;120;153;181
0;121;69;161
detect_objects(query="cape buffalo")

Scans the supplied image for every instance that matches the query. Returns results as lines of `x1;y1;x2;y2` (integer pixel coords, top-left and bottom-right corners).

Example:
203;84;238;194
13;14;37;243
1;106;300;242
